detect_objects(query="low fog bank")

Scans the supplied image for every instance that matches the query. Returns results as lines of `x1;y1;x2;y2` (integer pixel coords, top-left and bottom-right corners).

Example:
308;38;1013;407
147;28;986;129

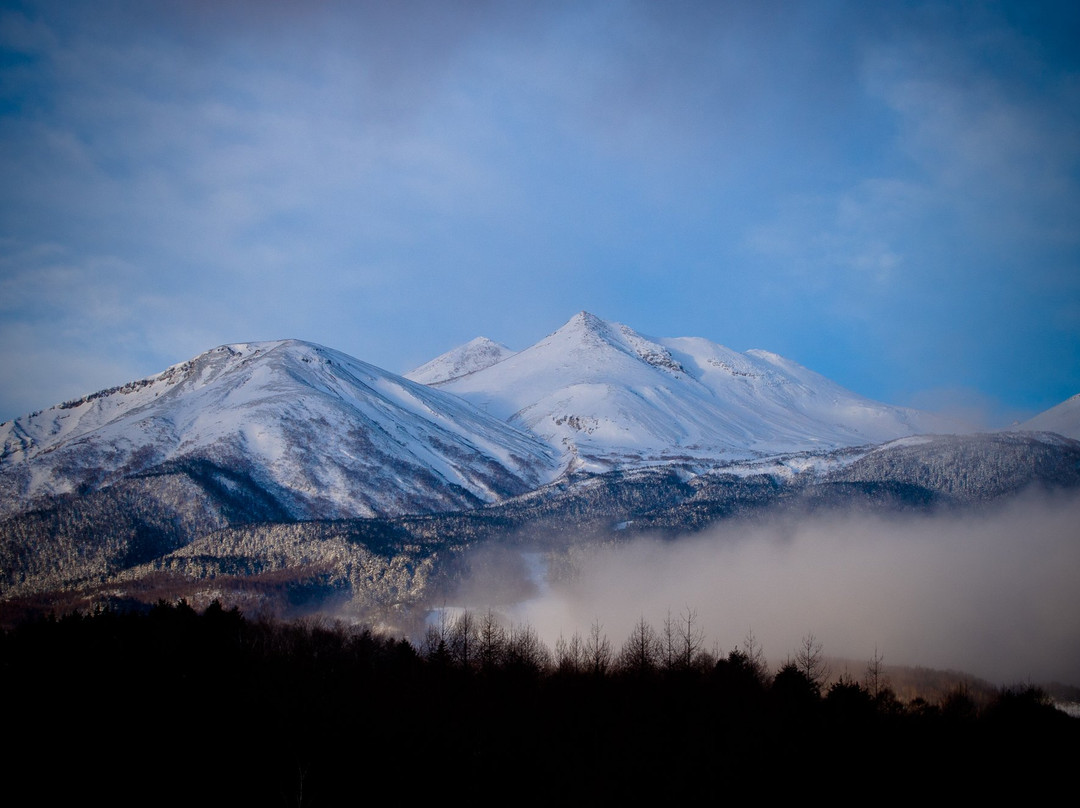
468;489;1080;686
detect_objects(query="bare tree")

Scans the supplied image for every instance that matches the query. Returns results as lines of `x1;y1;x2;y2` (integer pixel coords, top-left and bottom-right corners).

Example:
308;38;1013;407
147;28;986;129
742;627;769;683
555;631;587;675
864;646;888;699
423;607;453;664
476;608;506;672
794;632;830;692
449;609;476;669
585;618;612;677
676;606;705;670
661;609;678;671
507;622;551;673
617;615;661;675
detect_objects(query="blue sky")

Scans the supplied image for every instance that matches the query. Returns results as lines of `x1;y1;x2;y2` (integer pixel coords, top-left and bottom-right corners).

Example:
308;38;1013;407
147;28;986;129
1;0;1078;426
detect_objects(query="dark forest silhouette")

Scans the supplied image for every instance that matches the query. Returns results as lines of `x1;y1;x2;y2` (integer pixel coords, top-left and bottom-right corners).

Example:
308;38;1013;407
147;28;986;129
3;601;1074;804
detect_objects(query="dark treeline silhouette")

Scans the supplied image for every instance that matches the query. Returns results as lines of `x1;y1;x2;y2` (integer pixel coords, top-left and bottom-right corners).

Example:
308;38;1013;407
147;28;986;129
2;602;1075;804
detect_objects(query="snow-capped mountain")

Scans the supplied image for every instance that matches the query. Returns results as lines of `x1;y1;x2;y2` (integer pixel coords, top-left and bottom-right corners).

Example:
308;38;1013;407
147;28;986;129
432;311;966;471
0;313;971;523
1017;393;1080;440
0;340;559;520
405;337;516;385
2;316;1075;621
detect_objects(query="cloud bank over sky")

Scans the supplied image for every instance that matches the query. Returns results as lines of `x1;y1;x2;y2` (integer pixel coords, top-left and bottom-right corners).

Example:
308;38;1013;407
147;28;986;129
501;490;1080;686
1;1;1078;423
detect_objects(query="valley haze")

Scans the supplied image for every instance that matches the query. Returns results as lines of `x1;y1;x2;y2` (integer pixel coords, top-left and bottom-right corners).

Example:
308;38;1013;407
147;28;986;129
502;489;1080;687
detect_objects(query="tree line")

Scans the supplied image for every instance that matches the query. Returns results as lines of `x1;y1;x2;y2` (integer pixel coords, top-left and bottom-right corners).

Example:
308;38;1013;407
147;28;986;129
1;600;1074;803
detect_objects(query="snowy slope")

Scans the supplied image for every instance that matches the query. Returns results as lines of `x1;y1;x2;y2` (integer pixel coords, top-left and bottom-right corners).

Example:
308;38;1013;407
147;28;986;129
1016;393;1080;440
0;340;559;519
434;312;967;471
405;337;516;385
0;314;975;521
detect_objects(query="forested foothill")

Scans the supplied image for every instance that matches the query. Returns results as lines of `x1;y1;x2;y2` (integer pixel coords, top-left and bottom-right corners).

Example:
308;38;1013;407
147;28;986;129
2;601;1074;804
5;431;1080;634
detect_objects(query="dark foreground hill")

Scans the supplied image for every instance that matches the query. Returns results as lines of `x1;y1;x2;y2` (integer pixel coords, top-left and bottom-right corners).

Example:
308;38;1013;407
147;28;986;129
3;601;1074;804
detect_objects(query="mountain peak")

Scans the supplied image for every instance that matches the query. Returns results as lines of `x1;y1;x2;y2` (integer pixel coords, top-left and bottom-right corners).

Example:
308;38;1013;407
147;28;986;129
570;310;605;328
405;336;516;385
432;312;966;469
552;310;612;338
542;312;685;375
1;336;558;520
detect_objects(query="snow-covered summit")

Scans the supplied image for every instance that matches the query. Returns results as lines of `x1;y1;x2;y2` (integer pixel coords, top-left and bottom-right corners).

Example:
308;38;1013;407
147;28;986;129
430;312;967;471
405;336;516;385
0;339;559;519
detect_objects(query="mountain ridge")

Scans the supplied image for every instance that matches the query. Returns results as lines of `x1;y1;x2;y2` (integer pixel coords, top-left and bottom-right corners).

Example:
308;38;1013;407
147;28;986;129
0;338;559;521
436;311;969;471
6;312;1073;523
2;313;1079;624
1017;393;1080;440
